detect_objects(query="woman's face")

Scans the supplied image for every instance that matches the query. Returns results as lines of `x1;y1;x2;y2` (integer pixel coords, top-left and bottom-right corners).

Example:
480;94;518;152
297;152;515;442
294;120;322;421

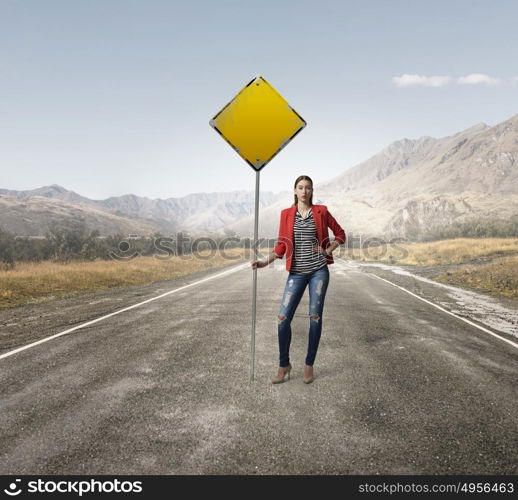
294;180;313;202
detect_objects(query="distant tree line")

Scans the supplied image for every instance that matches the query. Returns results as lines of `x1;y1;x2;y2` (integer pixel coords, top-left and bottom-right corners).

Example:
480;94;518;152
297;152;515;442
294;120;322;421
417;215;518;241
0;221;251;270
0;222;122;269
3;215;516;270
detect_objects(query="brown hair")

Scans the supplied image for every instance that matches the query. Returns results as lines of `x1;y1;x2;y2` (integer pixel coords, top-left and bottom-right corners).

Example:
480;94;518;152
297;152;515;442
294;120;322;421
293;175;314;206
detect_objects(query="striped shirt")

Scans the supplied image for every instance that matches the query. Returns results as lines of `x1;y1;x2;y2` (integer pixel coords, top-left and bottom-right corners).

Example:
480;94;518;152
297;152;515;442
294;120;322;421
290;208;328;274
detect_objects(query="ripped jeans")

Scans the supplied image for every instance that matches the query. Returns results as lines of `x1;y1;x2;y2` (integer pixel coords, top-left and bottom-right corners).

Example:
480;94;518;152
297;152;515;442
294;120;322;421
277;265;330;367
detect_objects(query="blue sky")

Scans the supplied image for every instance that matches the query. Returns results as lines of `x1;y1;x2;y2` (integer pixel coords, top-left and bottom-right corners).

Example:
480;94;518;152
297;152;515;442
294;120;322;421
1;0;517;200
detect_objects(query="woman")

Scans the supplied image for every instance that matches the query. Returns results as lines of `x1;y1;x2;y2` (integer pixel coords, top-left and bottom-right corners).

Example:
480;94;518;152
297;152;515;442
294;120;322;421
251;175;346;384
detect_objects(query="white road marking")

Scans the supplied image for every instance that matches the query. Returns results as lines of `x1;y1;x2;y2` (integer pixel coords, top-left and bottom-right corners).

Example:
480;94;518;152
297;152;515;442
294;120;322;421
335;259;518;350
0;262;249;361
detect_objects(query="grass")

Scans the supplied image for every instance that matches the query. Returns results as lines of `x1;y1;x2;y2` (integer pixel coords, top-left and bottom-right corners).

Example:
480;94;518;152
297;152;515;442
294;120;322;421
340;237;518;299
0;247;250;309
433;255;518;299
343;237;518;266
2;239;517;308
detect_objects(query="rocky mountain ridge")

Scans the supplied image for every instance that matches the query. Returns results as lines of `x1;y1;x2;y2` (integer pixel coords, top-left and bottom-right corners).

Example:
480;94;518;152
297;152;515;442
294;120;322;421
227;115;518;240
0;186;288;237
2;113;518;240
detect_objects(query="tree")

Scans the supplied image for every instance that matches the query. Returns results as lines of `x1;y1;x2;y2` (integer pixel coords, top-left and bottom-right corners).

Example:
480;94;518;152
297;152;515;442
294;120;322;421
0;227;15;270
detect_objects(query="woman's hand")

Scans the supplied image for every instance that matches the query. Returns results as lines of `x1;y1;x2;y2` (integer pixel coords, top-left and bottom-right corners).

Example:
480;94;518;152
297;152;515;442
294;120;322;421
312;242;338;256
251;259;268;269
251;252;279;269
312;244;331;256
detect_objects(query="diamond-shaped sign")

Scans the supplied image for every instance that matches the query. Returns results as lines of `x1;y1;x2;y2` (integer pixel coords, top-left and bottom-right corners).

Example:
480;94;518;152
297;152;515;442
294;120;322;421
210;76;306;170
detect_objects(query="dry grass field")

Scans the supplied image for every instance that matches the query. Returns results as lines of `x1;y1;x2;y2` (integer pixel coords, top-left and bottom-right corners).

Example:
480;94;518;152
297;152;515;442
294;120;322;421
433;255;518;298
1;239;517;309
341;237;518;298
0;247;250;309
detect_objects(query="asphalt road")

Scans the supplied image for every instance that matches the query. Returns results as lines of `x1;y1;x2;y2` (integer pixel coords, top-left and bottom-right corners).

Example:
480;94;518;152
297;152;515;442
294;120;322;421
0;259;517;474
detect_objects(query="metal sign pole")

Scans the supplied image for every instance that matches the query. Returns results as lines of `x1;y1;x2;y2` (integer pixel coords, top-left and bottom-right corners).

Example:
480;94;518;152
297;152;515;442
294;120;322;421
250;169;260;381
210;75;306;382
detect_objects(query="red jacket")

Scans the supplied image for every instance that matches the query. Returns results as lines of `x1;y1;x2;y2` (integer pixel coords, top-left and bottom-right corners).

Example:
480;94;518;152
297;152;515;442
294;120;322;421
273;204;346;272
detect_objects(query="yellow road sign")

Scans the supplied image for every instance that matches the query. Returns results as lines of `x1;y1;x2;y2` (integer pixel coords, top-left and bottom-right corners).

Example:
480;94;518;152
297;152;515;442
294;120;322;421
210;76;306;170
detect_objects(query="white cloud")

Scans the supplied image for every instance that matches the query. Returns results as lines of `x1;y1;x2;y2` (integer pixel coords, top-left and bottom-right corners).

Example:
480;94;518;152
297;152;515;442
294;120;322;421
457;73;501;85
392;74;452;87
393;73;509;88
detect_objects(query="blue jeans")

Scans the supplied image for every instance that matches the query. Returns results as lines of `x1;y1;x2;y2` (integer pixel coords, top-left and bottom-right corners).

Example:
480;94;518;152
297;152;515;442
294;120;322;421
277;265;330;367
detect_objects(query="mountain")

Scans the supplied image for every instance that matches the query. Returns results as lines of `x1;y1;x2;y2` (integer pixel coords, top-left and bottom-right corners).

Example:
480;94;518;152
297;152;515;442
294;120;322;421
0;185;289;237
3;113;518;240
0;184;96;207
0;195;161;237
227;115;518;240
